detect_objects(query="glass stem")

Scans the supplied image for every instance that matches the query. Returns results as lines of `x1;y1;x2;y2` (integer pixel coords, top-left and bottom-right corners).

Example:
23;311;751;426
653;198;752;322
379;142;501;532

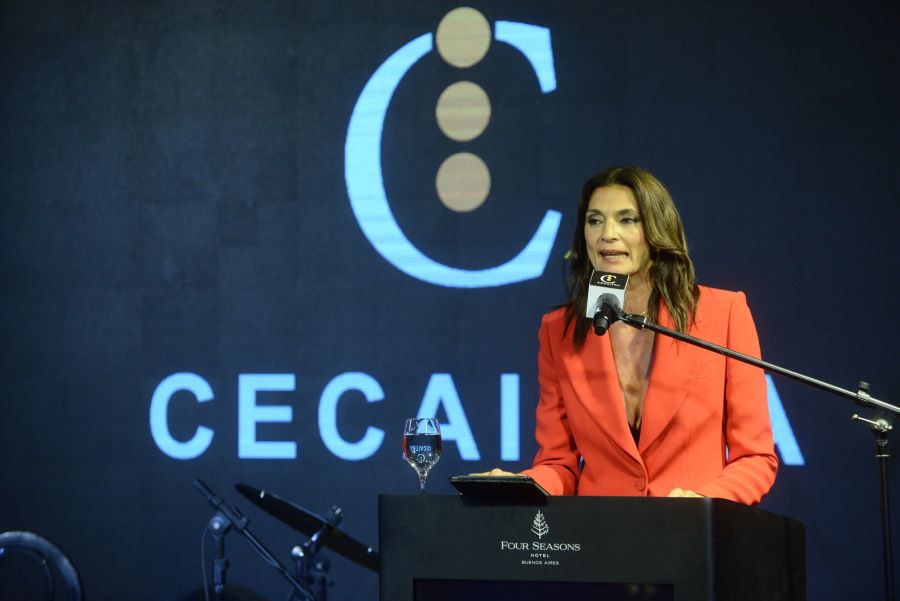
419;473;427;495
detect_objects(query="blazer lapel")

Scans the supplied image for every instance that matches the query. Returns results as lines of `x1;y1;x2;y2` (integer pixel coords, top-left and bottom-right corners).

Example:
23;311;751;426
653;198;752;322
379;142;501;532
638;299;707;454
564;332;642;463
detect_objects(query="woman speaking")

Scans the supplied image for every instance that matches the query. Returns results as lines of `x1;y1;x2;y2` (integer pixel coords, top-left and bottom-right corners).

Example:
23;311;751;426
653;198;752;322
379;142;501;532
480;166;777;505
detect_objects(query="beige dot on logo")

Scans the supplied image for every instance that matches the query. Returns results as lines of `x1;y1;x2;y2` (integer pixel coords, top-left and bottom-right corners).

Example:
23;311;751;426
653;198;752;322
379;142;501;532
435;81;491;142
435;7;491;68
435;152;491;212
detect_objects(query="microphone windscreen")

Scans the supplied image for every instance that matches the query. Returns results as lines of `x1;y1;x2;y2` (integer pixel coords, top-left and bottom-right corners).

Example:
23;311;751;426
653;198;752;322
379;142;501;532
598;293;622;312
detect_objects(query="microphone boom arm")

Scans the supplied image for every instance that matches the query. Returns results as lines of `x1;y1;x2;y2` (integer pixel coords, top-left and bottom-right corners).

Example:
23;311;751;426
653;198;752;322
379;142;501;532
612;309;898;601
619;312;900;416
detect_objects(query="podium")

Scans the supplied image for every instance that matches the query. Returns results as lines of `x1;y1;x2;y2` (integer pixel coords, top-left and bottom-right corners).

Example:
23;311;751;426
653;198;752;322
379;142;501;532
379;495;805;601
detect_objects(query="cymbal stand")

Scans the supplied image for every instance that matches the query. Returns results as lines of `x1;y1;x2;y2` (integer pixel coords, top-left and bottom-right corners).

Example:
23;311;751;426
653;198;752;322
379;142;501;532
291;506;343;601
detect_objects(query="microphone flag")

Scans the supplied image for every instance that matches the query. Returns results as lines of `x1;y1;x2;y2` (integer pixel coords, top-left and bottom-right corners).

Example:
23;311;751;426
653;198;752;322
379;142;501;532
586;271;628;318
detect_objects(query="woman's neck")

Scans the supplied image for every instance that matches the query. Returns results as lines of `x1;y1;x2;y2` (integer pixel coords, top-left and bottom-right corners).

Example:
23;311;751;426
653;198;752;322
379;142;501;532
623;270;652;315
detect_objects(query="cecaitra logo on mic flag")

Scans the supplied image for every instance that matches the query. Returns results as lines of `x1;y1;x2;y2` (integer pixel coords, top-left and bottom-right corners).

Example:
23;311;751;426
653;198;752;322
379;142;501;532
344;7;562;288
587;270;628;318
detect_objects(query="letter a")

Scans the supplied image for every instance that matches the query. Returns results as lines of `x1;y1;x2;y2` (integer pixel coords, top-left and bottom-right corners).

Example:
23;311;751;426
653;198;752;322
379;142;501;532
416;373;480;460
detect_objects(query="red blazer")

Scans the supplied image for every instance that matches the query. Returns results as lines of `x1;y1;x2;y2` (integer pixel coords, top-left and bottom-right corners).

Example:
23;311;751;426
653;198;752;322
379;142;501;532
522;286;778;505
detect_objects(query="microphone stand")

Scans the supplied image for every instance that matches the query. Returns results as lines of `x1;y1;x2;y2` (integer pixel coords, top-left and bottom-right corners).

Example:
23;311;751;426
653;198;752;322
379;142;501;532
193;480;317;601
208;513;231;601
600;309;899;601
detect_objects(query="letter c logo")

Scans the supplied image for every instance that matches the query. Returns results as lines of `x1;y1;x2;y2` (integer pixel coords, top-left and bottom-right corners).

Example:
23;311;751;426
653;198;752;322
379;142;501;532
344;20;562;288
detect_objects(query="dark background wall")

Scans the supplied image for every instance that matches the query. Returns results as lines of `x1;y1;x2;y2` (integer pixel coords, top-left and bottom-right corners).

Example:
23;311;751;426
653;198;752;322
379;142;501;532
2;1;899;599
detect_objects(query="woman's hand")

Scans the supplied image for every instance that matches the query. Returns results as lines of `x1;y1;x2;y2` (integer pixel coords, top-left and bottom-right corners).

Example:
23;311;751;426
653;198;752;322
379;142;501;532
668;488;704;498
469;468;522;477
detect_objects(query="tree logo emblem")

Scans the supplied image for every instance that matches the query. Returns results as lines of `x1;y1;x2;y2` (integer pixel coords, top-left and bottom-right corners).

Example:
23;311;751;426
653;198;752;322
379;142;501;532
531;510;549;539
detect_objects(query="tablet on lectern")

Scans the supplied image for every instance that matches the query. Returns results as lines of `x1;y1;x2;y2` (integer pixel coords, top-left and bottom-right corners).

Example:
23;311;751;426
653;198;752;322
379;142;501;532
448;475;549;501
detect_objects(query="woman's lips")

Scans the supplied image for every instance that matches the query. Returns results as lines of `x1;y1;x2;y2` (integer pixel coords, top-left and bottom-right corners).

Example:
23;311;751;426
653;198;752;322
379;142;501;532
599;250;628;261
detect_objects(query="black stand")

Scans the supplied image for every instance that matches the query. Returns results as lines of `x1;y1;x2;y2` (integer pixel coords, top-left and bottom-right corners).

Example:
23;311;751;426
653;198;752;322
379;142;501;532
292;546;330;601
604;310;899;601
290;506;342;600
193;480;316;601
853;409;895;601
208;514;231;601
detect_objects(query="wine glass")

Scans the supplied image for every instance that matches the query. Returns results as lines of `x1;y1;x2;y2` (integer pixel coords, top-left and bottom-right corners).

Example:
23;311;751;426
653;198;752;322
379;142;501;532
402;418;442;494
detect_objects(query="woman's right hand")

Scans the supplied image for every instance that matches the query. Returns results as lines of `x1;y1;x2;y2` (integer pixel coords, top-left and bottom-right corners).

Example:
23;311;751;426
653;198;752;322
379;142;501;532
469;468;522;477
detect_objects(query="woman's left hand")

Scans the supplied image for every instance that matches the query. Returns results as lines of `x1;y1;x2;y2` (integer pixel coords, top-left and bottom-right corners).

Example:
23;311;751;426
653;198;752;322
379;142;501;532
668;488;704;498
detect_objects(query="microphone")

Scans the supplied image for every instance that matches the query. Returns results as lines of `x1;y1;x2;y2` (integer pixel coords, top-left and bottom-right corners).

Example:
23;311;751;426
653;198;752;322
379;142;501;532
586;271;628;336
593;293;624;336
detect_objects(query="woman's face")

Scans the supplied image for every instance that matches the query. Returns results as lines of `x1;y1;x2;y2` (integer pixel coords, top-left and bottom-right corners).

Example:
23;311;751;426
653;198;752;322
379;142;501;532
583;184;652;277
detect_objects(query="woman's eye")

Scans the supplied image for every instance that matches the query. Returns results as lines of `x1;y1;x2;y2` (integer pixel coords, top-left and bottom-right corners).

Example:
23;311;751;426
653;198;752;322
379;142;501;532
587;217;603;226
620;216;639;224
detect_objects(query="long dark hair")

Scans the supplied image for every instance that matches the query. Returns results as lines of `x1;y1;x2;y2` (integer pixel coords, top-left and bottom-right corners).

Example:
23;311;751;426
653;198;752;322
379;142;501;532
564;166;699;350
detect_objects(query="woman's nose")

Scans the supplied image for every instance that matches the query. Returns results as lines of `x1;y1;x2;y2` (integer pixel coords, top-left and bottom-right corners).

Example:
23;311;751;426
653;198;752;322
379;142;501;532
600;221;618;241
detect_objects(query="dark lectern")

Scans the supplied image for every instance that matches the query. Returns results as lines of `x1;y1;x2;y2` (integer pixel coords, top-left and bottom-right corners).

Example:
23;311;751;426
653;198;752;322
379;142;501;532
379;495;805;601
